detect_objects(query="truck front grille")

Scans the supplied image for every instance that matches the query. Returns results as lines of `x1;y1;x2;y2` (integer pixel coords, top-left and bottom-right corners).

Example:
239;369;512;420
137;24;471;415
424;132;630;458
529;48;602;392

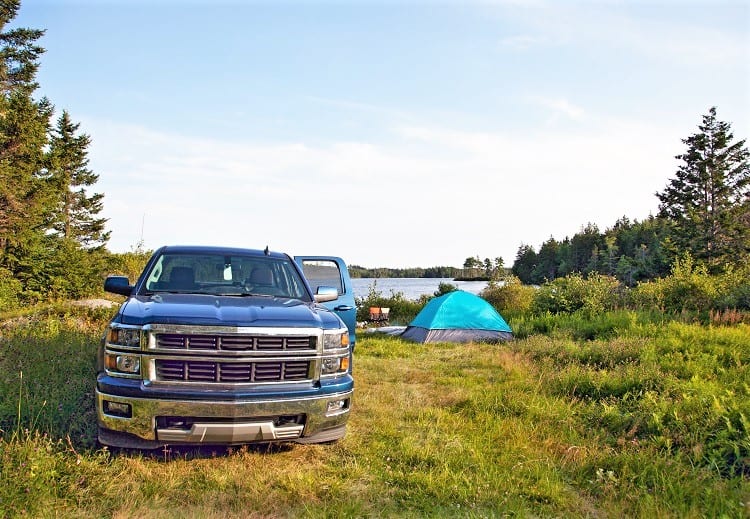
155;359;311;383
156;333;314;351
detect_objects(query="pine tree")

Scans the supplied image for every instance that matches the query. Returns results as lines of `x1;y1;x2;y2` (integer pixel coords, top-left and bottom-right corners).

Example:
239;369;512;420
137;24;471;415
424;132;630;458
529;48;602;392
0;0;51;270
0;1;43;94
511;244;537;284
48;110;109;248
531;237;559;283
657;107;750;269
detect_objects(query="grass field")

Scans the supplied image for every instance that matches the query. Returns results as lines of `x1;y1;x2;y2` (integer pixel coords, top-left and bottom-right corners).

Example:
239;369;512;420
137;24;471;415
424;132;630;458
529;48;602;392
0;306;748;517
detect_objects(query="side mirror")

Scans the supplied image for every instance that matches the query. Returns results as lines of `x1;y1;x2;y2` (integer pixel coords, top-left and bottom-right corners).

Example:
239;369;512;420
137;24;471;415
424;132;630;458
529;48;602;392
104;276;134;296
313;286;338;303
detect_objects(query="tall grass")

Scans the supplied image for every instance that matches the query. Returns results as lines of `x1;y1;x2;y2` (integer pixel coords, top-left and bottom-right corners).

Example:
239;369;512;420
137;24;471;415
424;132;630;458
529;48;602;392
0;305;748;517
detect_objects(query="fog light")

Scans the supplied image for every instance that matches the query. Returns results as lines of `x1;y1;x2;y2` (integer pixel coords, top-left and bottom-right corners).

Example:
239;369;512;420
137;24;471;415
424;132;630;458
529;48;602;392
326;399;348;414
103;400;132;418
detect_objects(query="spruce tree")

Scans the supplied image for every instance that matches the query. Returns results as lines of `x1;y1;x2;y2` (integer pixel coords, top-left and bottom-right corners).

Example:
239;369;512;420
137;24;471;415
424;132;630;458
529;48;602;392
0;1;43;93
48;110;109;248
657;107;750;269
511;244;537;284
0;0;51;270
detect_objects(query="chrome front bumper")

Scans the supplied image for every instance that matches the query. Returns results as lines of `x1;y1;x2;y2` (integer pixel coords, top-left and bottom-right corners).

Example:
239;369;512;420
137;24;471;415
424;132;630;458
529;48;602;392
96;388;352;446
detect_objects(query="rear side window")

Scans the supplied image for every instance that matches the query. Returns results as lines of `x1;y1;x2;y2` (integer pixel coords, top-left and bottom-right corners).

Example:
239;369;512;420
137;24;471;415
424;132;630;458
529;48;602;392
300;260;344;295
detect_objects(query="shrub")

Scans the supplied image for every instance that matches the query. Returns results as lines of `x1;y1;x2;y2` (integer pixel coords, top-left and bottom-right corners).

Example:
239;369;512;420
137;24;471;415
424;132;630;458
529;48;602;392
0;267;22;311
480;276;534;318
434;282;458;297
714;263;750;310
630;254;718;313
531;273;623;316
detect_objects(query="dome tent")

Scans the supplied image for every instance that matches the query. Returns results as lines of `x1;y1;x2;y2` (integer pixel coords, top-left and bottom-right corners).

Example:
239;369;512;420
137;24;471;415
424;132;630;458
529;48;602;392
400;290;513;344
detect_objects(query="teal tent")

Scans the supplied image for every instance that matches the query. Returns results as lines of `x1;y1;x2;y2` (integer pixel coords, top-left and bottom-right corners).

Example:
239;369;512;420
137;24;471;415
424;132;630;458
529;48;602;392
400;291;513;343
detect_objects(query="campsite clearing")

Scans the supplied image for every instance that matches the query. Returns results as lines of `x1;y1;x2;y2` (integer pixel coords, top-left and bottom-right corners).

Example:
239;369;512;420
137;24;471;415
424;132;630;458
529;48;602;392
0;307;747;517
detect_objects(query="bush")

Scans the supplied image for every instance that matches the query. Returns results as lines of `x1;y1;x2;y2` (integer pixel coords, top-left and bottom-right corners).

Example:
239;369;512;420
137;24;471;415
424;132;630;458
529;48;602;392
630;254;718;313
434;282;458;297
0;267;22;311
480;276;534;318
715;263;750;310
532;273;623;316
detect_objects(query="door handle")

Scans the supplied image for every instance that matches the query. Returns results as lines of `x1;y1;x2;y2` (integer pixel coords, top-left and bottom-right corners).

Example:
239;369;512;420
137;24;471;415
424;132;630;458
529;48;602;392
334;305;354;311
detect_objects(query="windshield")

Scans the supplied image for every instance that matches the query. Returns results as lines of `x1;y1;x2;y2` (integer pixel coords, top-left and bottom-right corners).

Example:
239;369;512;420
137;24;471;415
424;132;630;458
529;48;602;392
141;252;310;300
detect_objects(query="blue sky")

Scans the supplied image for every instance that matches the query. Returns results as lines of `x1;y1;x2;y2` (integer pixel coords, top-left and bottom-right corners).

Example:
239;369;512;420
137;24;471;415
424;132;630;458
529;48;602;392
15;1;750;268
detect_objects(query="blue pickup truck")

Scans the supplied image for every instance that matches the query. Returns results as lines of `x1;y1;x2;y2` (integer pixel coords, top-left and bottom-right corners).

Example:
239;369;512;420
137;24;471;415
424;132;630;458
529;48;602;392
97;245;356;449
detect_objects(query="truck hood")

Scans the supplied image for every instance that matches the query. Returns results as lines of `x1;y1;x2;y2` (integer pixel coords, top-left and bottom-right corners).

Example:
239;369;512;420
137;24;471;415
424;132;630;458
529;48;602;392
117;293;340;328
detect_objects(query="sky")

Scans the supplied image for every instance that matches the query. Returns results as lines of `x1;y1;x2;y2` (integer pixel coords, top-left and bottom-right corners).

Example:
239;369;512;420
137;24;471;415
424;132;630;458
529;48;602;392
13;0;750;269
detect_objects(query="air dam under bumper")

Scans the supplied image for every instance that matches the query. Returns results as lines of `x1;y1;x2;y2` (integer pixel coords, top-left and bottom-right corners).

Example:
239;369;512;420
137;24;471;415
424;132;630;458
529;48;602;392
96;389;352;448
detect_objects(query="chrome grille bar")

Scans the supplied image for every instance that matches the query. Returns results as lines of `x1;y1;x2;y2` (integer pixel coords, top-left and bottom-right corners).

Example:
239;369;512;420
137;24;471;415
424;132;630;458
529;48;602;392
156;333;314;351
155;359;311;383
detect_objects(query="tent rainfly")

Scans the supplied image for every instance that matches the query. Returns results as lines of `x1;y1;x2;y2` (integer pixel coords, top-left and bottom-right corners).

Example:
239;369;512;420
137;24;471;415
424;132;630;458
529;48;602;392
400;290;513;344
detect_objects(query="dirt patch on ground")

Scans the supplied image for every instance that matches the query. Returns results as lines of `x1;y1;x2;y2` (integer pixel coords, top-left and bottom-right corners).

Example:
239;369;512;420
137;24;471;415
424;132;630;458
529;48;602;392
70;298;120;309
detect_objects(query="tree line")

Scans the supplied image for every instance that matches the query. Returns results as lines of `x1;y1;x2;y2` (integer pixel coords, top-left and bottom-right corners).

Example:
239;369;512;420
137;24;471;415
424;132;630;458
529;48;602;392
0;2;142;308
349;257;506;280
348;265;461;279
511;107;749;286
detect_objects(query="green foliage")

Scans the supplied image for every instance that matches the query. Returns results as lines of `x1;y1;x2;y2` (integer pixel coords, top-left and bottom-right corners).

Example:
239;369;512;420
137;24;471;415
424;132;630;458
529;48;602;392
512;217;671;286
0;266;21;310
631;253;718;313
47;110;109;248
713;262;750;310
531;272;623;316
511;244;536;283
0;6;109;305
480;275;534;319
0;5;53;271
433;281;458;297
18;237;110;302
459;255;504;280
657;107;750;270
511;309;664;341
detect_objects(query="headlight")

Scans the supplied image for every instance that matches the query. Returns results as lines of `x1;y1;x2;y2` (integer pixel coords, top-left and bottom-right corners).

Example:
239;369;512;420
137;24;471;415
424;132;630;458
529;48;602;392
321;355;350;375
323;329;349;350
107;326;143;348
104;353;141;375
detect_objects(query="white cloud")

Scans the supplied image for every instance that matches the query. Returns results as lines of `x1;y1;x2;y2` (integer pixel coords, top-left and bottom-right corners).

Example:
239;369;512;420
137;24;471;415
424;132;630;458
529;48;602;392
498;34;543;50
503;4;748;67
526;96;585;123
86;112;683;268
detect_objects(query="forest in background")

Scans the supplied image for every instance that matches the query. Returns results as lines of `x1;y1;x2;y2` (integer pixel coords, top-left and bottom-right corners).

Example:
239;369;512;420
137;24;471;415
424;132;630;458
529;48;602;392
0;1;748;312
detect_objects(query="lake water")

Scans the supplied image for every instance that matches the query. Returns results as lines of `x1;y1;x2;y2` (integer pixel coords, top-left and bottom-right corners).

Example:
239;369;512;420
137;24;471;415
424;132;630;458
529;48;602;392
351;278;488;300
